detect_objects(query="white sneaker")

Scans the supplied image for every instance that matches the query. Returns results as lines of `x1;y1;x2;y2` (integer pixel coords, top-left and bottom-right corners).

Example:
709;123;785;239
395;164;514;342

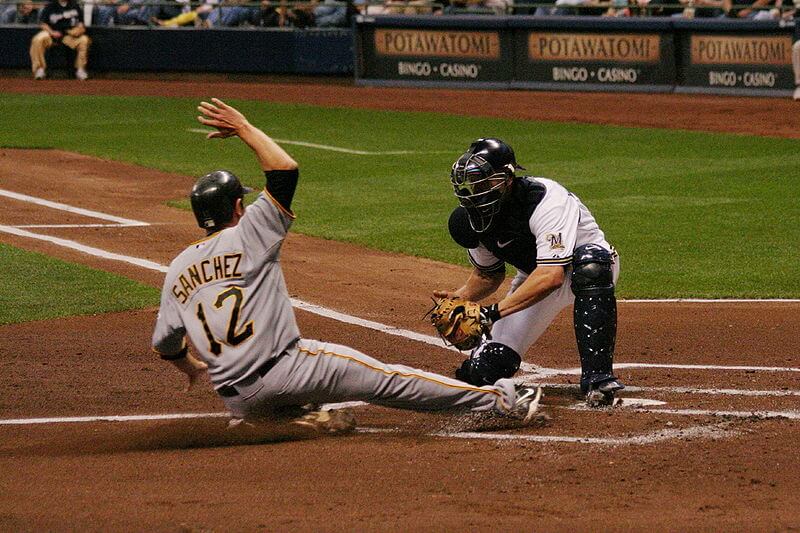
34;67;45;80
76;68;88;81
793;86;800;101
511;386;543;423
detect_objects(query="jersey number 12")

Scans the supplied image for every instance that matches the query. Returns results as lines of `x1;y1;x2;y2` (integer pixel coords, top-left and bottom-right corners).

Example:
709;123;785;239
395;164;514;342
196;286;254;356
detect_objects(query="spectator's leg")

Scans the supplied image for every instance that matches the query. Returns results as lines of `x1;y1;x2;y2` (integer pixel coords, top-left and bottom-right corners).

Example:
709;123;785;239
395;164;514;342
62;34;91;71
29;30;53;75
160;10;199;25
221;6;250;26
93;5;117;25
0;4;17;23
247;5;261;25
127;4;154;24
206;6;222;25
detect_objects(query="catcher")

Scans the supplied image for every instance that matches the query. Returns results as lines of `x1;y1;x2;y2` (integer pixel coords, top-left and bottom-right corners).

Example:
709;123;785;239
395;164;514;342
430;138;624;407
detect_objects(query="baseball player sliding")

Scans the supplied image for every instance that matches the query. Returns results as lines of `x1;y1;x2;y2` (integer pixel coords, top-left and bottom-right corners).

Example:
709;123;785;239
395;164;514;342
152;99;542;434
429;138;624;407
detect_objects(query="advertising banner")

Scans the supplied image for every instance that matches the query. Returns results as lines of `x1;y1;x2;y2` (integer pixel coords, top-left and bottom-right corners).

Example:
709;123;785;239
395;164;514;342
356;20;513;86
513;31;675;91
355;16;795;96
679;33;795;93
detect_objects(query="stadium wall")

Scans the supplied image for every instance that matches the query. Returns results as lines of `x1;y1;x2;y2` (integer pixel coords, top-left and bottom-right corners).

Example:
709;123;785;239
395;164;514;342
0;17;796;95
356;15;798;96
0;25;353;74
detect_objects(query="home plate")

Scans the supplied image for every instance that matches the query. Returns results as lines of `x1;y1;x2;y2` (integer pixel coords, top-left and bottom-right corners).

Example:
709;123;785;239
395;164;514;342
617;398;667;408
568;397;667;410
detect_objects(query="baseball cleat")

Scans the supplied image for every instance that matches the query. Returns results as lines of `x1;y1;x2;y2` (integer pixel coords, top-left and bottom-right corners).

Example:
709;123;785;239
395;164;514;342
34;68;45;80
512;385;544;423
291;409;356;435
586;379;624;408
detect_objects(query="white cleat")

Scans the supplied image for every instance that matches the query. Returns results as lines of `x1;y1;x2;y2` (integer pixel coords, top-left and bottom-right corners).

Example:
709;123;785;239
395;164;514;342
76;68;88;81
793;87;800;101
291;409;356;435
512;386;544;423
34;67;45;80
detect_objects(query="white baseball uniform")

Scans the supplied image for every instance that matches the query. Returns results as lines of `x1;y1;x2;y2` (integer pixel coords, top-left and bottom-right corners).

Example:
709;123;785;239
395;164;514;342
466;177;620;356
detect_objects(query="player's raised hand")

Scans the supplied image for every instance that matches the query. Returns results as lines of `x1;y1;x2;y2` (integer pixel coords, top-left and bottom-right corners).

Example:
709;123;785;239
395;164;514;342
197;98;249;139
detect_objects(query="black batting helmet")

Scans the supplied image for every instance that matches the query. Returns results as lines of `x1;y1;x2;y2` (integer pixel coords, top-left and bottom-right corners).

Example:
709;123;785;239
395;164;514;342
450;138;525;233
190;170;254;232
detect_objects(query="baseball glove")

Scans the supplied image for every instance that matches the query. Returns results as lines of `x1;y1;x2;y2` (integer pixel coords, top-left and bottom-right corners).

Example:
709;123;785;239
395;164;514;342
427;297;499;351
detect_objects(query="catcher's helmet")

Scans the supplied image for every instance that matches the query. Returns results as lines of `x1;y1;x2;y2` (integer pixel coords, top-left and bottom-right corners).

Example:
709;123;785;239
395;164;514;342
190;170;254;232
450;138;525;233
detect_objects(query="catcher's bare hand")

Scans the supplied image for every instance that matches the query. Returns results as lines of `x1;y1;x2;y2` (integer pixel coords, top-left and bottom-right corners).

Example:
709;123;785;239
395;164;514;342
197;98;249;139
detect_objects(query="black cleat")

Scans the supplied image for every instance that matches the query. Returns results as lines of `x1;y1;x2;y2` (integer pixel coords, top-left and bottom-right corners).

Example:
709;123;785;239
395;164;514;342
586;379;624;408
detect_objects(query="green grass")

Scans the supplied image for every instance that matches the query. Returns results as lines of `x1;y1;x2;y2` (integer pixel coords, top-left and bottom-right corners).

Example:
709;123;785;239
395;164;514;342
0;243;159;325
0;93;798;298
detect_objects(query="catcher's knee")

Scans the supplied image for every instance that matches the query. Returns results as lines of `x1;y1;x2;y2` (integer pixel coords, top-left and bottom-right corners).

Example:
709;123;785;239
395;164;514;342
455;342;521;386
571;244;614;297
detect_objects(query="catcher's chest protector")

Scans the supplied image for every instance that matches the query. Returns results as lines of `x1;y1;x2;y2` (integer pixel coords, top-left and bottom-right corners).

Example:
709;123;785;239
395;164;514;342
451;178;546;274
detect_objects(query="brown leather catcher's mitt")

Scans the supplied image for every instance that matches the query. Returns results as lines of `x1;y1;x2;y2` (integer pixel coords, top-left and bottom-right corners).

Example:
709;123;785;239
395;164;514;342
427;297;492;351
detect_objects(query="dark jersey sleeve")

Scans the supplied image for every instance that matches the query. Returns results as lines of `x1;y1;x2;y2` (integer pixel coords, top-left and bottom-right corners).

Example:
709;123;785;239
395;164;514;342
265;169;299;213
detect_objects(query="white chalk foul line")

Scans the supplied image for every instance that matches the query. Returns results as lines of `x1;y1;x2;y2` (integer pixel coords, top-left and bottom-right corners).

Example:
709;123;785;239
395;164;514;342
0;412;229;425
519;362;800;378
632;408;800;420
538;382;800;398
0;412;735;446
439;423;736;445
565;403;800;421
186;129;449;155
0;188;149;227
0;412;737;446
622;298;800;303
0;225;169;272
290;298;452;350
14;224;165;229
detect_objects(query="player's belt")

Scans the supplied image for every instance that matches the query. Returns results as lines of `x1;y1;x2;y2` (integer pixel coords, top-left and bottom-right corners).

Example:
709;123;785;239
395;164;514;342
217;355;283;398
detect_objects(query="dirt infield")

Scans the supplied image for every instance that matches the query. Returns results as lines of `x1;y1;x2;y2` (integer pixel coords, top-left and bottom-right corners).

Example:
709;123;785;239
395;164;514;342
1;81;799;531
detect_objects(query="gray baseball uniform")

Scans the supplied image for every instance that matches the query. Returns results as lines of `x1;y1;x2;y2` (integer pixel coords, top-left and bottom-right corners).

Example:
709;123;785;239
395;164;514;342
152;188;516;420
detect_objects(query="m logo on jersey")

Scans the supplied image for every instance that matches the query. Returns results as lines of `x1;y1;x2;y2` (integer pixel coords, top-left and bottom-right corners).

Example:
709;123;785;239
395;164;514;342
546;232;564;251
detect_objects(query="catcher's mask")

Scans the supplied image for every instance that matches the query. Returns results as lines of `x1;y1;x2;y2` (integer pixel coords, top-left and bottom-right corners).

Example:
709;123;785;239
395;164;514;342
450;138;525;233
190;170;254;233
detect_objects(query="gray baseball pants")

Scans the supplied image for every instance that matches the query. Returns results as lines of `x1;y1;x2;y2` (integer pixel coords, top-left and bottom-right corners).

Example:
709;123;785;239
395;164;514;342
220;338;516;419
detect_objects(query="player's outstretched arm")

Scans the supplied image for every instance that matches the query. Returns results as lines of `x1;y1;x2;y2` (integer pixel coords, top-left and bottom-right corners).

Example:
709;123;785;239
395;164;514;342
197;98;297;171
